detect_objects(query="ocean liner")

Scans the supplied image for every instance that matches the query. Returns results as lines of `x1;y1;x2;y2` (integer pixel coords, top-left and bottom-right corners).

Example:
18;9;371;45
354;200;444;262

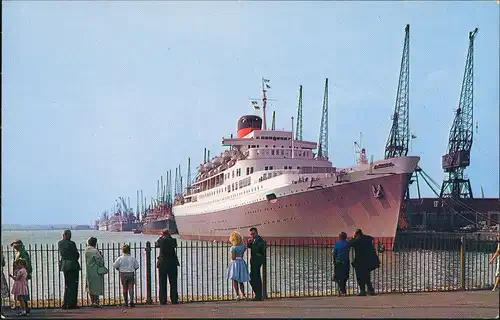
172;79;420;244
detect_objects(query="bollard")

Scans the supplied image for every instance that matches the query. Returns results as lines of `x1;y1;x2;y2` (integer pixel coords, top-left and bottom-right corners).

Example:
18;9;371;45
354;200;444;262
262;260;268;299
459;237;466;291
145;241;153;304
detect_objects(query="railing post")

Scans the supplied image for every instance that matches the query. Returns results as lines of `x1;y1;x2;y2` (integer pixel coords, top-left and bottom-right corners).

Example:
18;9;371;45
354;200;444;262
145;241;153;304
459;237;466;291
262;260;268;299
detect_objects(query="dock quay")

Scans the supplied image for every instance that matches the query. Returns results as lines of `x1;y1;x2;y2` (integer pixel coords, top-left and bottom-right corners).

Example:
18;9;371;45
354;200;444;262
24;291;500;319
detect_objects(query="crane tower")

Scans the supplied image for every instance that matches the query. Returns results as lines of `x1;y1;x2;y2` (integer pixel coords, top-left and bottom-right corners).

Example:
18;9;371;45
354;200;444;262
296;85;303;140
385;24;410;159
317;79;329;160
440;28;478;199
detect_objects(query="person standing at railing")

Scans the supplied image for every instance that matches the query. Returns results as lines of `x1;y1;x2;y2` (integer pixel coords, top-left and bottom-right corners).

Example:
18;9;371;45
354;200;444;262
489;240;500;292
113;244;139;308
226;232;250;301
1;252;10;319
10;240;32;315
9;259;28;316
247;227;266;301
84;237;106;308
348;229;380;296
58;230;81;309
155;229;179;305
333;232;350;296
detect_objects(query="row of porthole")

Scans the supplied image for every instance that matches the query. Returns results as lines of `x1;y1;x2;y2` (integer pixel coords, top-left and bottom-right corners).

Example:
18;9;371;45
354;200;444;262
244;202;312;215
211;220;228;224
211;215;301;231
262;217;298;225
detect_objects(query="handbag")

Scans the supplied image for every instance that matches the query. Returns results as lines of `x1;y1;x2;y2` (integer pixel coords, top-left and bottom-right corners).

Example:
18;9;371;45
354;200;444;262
97;265;109;275
94;255;108;275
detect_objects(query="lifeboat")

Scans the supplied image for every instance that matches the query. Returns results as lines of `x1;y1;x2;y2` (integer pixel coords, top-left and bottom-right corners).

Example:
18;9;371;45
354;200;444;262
212;157;222;165
199;164;206;173
204;162;213;170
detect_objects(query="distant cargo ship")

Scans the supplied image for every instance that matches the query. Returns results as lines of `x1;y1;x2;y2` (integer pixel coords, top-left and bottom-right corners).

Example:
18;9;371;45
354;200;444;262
141;204;178;235
96;197;140;232
108;214;139;232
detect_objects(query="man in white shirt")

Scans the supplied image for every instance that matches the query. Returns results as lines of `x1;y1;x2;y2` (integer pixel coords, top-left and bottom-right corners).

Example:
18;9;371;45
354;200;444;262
113;244;139;307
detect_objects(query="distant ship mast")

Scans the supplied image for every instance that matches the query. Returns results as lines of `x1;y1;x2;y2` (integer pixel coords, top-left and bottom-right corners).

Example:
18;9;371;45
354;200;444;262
261;78;270;130
250;78;275;129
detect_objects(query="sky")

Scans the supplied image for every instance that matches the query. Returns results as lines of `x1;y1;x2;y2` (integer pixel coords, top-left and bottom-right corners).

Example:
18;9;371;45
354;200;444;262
2;1;499;225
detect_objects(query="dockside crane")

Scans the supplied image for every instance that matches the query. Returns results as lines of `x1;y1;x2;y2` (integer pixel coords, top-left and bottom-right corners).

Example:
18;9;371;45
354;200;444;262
296;85;303;141
186;157;191;192
136;191;140;221
317;79;329;160
174;167;179;197
440;28;478;200
382;25;411;231
385;24;410;159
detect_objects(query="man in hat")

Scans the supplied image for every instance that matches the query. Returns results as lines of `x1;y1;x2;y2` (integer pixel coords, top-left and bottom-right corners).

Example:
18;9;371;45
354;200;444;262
155;229;179;305
10;240;32;314
57;230;80;309
348;229;380;296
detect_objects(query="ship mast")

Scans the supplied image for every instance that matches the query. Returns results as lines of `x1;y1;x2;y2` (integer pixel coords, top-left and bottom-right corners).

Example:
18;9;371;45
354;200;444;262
261;78;272;130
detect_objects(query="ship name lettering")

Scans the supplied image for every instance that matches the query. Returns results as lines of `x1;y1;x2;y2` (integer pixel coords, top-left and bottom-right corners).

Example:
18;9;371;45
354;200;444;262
373;162;395;170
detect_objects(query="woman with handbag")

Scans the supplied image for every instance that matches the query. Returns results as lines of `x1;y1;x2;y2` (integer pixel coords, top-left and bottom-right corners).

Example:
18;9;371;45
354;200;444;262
84;237;107;307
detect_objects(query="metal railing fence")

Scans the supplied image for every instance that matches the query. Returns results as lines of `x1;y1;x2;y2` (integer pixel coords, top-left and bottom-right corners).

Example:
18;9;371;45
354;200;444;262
0;237;497;308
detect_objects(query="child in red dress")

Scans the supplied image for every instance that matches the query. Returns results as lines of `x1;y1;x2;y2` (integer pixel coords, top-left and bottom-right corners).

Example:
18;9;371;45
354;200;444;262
10;259;29;316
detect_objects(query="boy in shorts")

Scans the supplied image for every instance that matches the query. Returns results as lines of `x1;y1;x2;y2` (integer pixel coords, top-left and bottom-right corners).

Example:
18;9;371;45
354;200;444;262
113;244;139;307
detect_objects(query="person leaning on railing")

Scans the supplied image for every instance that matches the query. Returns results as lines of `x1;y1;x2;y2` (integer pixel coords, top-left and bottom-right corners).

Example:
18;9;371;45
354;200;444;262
113;244;139;308
57;230;81;310
226;231;250;301
155;229;179;305
247;227;266;301
489;239;500;292
332;232;350;296
10;240;32;315
84;237;106;308
348;229;380;296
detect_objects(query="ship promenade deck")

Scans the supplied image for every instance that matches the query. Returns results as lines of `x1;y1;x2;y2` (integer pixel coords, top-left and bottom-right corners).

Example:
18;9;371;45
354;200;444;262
27;290;499;319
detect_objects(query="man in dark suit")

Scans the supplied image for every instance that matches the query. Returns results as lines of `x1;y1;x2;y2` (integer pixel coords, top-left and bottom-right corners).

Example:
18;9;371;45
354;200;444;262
155;229;179;305
57;230;81;309
247;227;266;301
348;229;380;296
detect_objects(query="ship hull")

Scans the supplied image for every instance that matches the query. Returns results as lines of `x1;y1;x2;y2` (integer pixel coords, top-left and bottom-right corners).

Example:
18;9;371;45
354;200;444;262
142;218;178;235
108;222;139;232
175;171;411;245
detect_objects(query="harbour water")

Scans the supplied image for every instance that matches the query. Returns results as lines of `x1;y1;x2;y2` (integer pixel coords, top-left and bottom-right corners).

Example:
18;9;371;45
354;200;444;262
0;230;498;306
